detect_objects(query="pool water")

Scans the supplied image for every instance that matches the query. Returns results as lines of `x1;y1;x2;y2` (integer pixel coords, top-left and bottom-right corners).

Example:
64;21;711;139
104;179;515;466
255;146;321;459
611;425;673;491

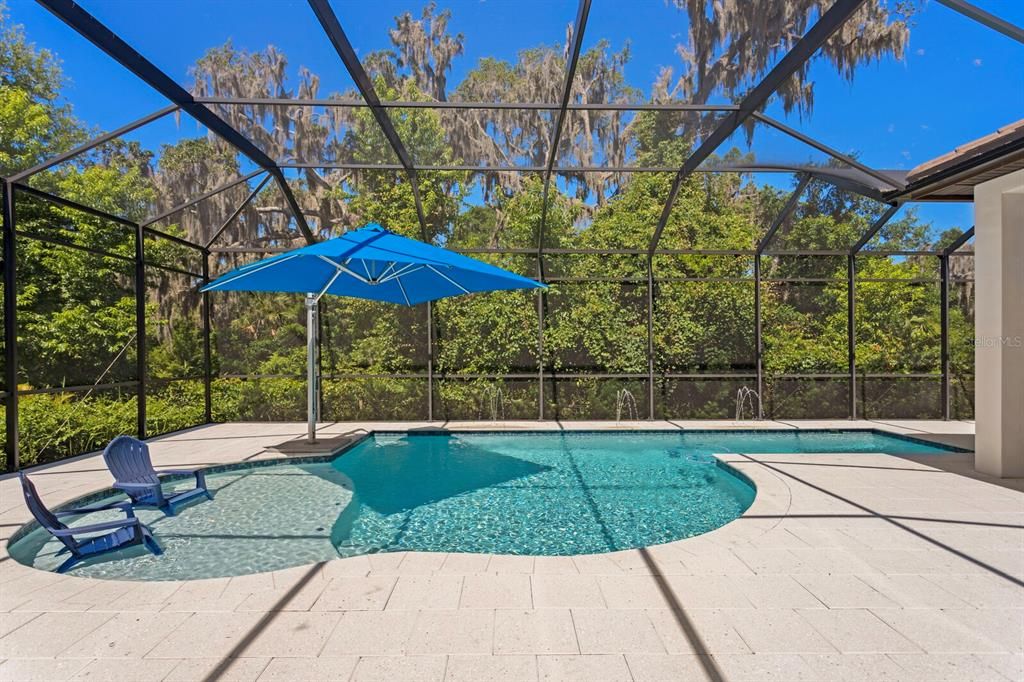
331;432;755;558
8;430;956;580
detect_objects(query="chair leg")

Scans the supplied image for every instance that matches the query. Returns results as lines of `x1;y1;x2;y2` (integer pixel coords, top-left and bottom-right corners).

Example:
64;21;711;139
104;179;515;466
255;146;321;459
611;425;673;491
140;528;163;556
143;536;163;556
56;555;81;574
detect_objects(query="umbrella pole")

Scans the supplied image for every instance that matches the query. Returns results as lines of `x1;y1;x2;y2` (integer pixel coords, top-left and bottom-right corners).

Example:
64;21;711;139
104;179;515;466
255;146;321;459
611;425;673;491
306;293;318;444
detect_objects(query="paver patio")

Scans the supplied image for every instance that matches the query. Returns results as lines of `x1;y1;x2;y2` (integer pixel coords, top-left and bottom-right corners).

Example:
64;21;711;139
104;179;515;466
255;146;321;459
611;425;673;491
1;419;1020;681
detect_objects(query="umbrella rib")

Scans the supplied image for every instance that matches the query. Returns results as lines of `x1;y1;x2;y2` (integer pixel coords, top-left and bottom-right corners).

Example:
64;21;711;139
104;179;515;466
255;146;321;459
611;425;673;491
203;253;300;290
426;265;471;294
395;275;412;306
378;261;399;280
315;267;345;300
379;263;423;283
317;254;372;285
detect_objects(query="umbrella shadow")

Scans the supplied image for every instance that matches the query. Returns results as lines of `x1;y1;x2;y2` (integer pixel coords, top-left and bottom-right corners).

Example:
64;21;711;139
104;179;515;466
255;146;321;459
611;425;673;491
325;434;551;551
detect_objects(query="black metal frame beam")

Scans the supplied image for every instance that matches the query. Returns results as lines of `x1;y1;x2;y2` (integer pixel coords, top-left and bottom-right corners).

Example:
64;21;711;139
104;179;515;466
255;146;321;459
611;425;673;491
850;204;902;254
943;225;976;255
647;0;869;256
847;250;857;419
3;180;19;470
9;104;180;183
538;0;592;255
940;226;975;420
142;170;267;228
217;245;931;258
537;0;592;420
16;381;139;396
15;182;136;229
142;226;206;253
205;174;272;249
36;0;315;245
939;250;951;421
134;220;147;439
14;229;132;263
751;112;902;189
202;254;213;423
935;0;1024;44
753;174;811;417
306;0;426;233
197;96;742;112
846;204;901;418
757;174;812;253
14;183;204;254
306;0;437;418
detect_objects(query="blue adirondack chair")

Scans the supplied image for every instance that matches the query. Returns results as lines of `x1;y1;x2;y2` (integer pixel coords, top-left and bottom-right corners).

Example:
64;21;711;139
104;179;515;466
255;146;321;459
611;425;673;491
102;435;211;515
19;472;162;574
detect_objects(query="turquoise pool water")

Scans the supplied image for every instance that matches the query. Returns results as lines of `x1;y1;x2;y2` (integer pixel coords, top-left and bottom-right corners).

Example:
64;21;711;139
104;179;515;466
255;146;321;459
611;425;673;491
8;430;957;580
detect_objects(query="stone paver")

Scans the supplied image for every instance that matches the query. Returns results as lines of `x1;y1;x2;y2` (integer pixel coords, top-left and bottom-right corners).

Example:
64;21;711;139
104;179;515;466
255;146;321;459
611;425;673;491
797;608;919;654
493;609;578;655
386;576;464;610
163;657;271;681
1;420;1018;681
531;574;605;608
0;612;114;658
444;654;536;681
311;576;396;611
571;609;666;654
405;610;494;655
256;656;358;681
459;574;532;609
62;612;191;659
320;610;418;656
538;653;632;681
350;655;447;682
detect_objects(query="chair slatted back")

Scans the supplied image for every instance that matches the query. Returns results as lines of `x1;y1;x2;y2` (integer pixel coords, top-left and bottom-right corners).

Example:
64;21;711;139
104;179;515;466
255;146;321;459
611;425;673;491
19;473;77;554
103;435;160;486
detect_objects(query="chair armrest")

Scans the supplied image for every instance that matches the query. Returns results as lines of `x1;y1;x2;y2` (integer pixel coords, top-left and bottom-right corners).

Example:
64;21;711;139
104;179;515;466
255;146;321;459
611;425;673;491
56;500;136;518
157;468;208;488
51;516;139;537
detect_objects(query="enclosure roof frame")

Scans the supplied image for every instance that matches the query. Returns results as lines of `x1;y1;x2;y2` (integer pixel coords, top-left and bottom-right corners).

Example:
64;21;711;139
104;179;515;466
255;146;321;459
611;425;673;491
21;0;1022;256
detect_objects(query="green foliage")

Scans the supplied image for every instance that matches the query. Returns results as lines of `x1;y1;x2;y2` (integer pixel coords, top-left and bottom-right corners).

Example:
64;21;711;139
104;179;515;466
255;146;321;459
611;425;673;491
0;2;83;175
3;5;975;466
15;391;137;466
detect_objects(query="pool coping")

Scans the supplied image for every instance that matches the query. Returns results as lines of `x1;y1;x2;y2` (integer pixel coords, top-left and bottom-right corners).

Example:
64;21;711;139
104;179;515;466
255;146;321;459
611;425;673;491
370;427;971;453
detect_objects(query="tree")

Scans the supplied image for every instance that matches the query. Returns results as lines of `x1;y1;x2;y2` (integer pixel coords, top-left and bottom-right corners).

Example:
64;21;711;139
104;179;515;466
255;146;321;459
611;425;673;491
662;0;911;119
0;1;83;175
3;0;972;460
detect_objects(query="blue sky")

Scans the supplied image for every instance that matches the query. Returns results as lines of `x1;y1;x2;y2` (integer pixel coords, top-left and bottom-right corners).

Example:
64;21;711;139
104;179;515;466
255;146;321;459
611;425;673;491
10;0;1024;236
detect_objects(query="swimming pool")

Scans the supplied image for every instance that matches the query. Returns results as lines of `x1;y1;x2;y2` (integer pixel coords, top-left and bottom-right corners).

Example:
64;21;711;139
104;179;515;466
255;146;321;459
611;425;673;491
8;430;960;580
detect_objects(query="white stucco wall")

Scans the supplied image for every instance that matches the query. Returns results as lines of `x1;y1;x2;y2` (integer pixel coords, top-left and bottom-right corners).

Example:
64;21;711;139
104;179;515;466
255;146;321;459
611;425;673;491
974;168;1024;477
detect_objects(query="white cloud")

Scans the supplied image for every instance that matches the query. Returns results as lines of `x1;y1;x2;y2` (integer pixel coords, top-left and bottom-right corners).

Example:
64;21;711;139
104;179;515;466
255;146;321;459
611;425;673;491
901;150;912;160
887;123;896;134
973;58;983;67
915;48;926;56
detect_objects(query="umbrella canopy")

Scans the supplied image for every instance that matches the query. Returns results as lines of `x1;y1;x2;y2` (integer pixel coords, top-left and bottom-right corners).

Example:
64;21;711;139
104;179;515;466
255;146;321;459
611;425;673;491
202;223;543;304
201;223;544;443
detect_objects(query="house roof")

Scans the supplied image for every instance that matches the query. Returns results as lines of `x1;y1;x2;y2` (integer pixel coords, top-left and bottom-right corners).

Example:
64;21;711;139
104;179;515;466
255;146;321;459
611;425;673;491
893;119;1024;201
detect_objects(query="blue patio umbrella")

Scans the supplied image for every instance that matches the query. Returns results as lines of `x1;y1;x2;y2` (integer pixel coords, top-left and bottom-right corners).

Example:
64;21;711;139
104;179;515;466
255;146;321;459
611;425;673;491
202;224;544;442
